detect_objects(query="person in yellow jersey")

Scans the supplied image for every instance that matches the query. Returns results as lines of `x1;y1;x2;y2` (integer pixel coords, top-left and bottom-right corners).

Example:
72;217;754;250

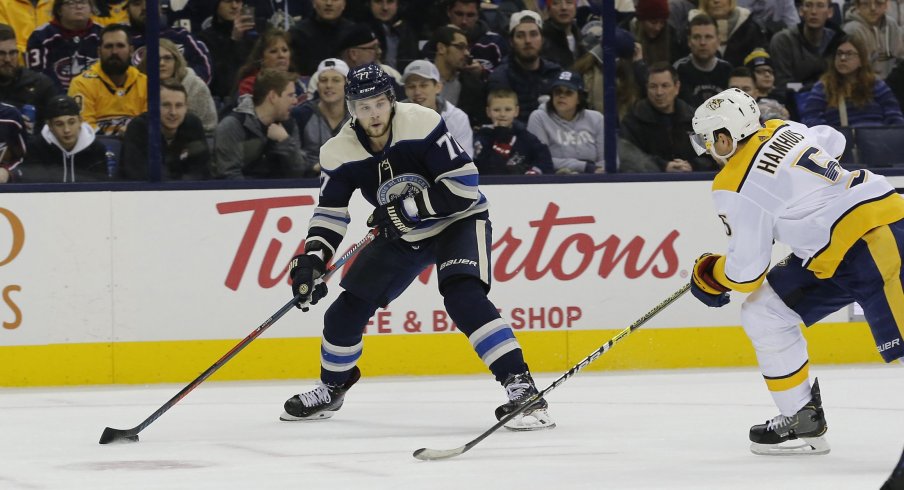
0;0;52;55
688;88;904;456
67;23;146;136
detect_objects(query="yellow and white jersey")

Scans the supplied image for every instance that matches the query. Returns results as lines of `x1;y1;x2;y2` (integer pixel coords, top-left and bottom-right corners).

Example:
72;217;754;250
710;119;904;291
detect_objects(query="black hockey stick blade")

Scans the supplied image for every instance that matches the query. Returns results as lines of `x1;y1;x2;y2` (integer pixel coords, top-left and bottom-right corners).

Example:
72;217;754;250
99;427;139;444
413;284;691;461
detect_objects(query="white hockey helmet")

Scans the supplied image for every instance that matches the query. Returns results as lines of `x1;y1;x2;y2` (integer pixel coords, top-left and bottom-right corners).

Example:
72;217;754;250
690;88;761;164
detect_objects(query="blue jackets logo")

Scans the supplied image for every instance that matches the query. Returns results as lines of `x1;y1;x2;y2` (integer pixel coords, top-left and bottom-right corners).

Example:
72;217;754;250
377;173;429;204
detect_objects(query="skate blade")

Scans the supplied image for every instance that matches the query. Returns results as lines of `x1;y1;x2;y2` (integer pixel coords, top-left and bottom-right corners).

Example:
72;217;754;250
750;436;830;456
503;409;556;432
279;410;337;422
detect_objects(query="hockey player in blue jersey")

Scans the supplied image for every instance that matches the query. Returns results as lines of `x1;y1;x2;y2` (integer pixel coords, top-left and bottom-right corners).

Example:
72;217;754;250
281;63;554;431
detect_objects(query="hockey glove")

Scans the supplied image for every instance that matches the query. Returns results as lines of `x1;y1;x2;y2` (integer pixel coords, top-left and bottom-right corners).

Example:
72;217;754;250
289;253;328;311
691;253;731;308
367;199;418;240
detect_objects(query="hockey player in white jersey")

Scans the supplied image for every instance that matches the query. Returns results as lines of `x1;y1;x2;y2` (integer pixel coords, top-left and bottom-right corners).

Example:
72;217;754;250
688;88;904;456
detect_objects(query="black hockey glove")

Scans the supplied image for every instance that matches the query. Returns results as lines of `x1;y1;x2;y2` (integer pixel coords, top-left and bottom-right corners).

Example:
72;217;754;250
289;253;328;311
367;199;418;240
690;253;730;308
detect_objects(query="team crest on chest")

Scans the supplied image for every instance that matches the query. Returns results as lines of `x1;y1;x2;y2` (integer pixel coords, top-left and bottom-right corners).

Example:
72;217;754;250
377;173;430;205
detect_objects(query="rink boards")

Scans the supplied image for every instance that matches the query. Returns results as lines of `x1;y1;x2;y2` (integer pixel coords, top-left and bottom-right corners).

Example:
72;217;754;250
0;180;890;386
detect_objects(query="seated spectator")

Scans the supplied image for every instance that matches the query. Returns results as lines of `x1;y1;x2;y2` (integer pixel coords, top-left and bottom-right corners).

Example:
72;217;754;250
573;20;641;118
727;66;790;121
843;0;904;80
473;88;553;175
769;0;842;100
444;0;508;72
432;25;487;127
668;0;697;32
126;0;213;83
527;70;607;174
488;10;562;123
401;59;473;154
673;14;733;108
198;0;262;101
293;58;350;176
743;48;784;102
621;62;717;172
0;24;58;133
289;0;354;76
22;94;109;182
121;79;210;180
736;0;799;36
0;0;52;56
236;29;308;105
627;0;687;65
0;102;26;183
541;0;583;69
365;0;419;70
686;0;767;68
213;69;306;179
26;0;103;91
339;23;403;81
92;0;128;26
801;37;904;128
68;23;147;136
143;39;218;134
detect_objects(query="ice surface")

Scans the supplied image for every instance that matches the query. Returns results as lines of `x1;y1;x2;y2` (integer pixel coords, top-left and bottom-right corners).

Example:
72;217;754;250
1;365;901;489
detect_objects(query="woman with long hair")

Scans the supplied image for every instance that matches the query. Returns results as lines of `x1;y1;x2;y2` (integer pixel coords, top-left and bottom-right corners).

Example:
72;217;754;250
235;28;307;105
801;36;904;128
155;39;218;134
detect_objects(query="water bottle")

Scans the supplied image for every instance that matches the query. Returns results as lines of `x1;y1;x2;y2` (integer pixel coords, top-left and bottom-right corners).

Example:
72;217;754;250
105;150;117;179
21;104;35;135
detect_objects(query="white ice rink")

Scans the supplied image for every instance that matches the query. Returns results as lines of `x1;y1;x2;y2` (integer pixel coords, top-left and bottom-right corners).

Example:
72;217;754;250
1;365;902;490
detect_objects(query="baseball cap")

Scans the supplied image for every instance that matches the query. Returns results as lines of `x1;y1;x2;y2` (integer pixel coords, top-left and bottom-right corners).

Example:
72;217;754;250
44;95;81;120
402;59;441;83
550;70;584;93
313;58;350;80
744;48;772;68
339;23;378;51
509;10;542;34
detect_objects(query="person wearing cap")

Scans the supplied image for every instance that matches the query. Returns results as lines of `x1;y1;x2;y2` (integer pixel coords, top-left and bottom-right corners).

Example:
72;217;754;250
526;70;607;174
336;23;403;93
626;0;686;65
431;25;487;127
541;0;584;69
444;0;508;72
292;58;351;174
289;0;355;76
488;10;563;124
743;48;782;102
0;102;27;183
768;0;843;102
402;59;473;155
673;14;733;109
21;94;109;182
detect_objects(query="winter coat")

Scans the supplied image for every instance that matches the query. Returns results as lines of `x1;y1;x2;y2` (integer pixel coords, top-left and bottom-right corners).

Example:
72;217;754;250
121;112;211;180
769;23;844;99
686;7;767;68
843;9;904;80
527;106;606;173
473;122;554;175
23;123;109;182
198;14;258;99
620;98;719;171
0;67;59;128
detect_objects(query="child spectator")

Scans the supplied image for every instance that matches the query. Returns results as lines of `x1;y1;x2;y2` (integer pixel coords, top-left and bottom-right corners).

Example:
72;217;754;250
473;88;553;175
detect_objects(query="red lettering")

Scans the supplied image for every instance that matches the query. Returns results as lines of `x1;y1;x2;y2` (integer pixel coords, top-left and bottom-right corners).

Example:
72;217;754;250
376;311;392;333
566;306;581;327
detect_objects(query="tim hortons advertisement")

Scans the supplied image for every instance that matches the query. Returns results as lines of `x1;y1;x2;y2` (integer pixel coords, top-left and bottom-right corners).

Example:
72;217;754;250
0;182;842;346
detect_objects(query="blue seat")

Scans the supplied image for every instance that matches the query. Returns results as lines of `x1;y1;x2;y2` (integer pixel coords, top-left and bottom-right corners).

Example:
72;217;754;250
854;125;904;167
836;126;856;165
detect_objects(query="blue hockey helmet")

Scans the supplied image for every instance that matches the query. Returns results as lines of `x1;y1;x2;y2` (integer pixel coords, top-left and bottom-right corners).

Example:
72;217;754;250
345;63;395;108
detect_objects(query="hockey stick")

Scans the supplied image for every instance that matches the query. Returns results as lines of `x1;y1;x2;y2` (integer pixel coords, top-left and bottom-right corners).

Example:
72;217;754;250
99;229;378;444
413;283;691;461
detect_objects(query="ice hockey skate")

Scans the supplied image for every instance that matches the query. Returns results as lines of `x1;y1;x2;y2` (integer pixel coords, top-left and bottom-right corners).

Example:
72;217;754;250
882;468;904;490
749;378;829;455
280;367;361;421
495;371;555;431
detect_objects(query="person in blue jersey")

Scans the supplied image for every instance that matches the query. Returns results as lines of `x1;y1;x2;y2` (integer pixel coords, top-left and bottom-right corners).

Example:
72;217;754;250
280;63;555;431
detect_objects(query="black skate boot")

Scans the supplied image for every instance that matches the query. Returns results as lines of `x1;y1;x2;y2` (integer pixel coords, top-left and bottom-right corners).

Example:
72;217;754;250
882;468;904;490
749;378;829;455
280;367;361;421
494;371;555;431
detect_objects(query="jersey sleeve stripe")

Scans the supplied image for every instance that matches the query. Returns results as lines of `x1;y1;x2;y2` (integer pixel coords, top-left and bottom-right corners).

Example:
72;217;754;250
441;178;480;200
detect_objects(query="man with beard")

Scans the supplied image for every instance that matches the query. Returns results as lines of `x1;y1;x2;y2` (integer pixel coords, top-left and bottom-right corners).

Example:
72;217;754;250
125;0;212;83
487;10;562;124
213;69;306;179
67;23;147;136
26;0;103;91
0;24;58;134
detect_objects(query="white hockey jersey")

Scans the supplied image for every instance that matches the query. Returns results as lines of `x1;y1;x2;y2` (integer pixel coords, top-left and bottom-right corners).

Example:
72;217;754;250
709;119;904;291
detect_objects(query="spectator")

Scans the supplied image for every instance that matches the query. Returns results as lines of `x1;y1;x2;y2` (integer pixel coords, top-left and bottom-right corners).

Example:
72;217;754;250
0;0;52;56
401;59;473;155
620;62;717;172
888;59;904;112
292;58;350;176
26;0;103;91
736;0;799;36
673;14;732;108
121;79;211;180
769;0;842;101
0;102;26;183
126;0;213;84
328;23;403;94
801;37;904;128
573;20;642;118
668;0;697;32
627;0;687;65
686;0;767;68
143;39;218;134
365;0;419;70
68;23;147;136
198;0;262;101
213;69;306;179
22;94;109;182
743;48;783;102
527;70;606;174
843;0;904;80
728;65;790;121
289;0;355;76
236;29;308;105
473;88;553;175
444;0;508;72
0;24;58;132
432;25;487;127
541;0;583;69
488;10;562;123
92;0;128;26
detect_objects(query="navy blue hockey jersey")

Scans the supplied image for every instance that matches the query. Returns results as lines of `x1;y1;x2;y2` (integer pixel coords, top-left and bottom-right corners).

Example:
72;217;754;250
26;20;102;91
308;102;489;257
0;103;27;178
